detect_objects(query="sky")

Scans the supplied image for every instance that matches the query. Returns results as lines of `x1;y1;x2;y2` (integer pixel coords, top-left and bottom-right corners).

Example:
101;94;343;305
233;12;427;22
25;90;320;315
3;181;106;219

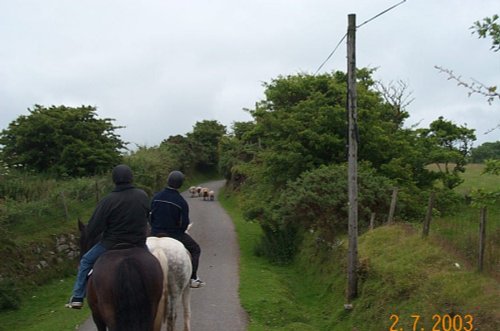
1;0;499;150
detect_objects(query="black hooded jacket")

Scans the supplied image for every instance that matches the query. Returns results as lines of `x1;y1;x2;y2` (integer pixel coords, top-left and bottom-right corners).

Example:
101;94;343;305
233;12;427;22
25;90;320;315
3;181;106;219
85;167;150;249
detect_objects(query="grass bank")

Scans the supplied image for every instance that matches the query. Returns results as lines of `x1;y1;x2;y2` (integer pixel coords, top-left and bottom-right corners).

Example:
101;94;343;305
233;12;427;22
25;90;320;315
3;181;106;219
219;188;500;330
0;277;90;331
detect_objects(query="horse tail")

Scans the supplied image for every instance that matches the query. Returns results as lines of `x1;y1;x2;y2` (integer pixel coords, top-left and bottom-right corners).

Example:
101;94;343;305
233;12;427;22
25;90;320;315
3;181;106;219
152;247;169;325
114;256;155;331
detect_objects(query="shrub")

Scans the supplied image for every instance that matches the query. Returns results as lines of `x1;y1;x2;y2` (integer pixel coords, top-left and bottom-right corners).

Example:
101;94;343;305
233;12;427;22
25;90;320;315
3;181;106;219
0;279;21;311
277;163;394;242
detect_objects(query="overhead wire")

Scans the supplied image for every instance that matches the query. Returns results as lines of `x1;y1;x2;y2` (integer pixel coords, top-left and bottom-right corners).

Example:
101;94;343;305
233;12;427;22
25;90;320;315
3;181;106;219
313;0;407;75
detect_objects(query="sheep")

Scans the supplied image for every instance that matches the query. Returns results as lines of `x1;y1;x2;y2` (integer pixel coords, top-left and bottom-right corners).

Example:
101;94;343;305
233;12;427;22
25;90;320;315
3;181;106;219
209;190;215;201
196;186;202;197
189;186;197;198
201;187;209;200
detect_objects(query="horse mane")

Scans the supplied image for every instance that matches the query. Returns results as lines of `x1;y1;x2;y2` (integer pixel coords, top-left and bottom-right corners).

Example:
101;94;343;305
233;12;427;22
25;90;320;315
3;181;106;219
114;255;155;331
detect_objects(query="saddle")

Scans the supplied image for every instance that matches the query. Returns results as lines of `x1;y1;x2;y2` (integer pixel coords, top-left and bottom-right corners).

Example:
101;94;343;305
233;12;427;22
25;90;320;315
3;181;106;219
154;233;170;238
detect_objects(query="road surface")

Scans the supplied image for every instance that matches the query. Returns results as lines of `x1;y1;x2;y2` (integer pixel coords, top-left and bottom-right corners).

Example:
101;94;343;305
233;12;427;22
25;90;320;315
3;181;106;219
77;179;248;331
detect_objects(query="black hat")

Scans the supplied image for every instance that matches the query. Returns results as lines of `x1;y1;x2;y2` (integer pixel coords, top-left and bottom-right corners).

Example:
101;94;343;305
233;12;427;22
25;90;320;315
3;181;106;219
167;170;184;189
112;164;133;184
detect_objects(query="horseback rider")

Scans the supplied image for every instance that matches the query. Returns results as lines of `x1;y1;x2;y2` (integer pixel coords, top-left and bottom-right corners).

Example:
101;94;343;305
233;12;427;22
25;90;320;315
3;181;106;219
67;164;150;309
149;170;206;288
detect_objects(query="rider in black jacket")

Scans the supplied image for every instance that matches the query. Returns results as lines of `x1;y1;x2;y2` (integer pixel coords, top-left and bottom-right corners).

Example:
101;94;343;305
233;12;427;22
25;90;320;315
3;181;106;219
67;164;150;309
149;170;206;288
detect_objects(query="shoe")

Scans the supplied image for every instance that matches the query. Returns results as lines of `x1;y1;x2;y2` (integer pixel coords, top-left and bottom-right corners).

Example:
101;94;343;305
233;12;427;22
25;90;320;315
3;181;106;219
190;278;206;288
65;296;84;309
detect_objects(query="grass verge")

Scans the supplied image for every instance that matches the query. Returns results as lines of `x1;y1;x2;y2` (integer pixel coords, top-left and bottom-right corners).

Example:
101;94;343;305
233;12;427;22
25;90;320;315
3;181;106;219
219;187;500;331
0;277;90;331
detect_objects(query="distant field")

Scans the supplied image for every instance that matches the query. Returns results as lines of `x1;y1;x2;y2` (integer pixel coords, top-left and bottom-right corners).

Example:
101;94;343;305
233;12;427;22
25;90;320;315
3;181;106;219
428;163;499;278
427;163;499;193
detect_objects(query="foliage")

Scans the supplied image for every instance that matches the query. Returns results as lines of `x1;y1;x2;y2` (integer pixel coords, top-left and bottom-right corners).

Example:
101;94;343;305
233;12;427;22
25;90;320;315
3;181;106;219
471;14;500;52
160;135;197;173
124;145;173;194
434;15;500;106
218;121;258;182
0;105;124;177
484;158;500;175
470;159;500;208
418;116;476;189
470;141;500;162
218;69;461;263
220;190;500;331
221;69;435;189
278;163;393;242
0;279;20;311
186;120;226;171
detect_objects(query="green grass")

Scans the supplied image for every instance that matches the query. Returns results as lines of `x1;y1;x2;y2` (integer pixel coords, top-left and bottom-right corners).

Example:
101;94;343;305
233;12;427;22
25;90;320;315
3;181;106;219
0;277;90;331
455;163;499;194
219;187;500;331
0;170;224;330
1;167;497;330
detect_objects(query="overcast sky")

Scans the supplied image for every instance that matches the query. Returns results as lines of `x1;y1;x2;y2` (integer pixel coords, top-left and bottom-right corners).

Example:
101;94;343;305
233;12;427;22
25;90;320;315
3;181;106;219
1;0;499;149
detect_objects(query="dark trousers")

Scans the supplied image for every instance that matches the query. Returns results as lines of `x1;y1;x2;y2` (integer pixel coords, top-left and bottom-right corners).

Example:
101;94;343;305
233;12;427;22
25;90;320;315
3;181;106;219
167;232;201;279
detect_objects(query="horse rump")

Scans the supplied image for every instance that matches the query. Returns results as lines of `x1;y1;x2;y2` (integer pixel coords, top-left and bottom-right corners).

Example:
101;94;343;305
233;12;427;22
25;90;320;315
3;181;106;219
91;248;163;331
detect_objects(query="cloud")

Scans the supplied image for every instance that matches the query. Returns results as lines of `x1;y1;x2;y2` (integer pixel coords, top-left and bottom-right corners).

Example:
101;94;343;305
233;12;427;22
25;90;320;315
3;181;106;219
1;0;499;148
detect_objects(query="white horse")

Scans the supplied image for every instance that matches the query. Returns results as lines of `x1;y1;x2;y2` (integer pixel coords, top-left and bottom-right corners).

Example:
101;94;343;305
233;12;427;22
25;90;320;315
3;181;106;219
147;237;192;331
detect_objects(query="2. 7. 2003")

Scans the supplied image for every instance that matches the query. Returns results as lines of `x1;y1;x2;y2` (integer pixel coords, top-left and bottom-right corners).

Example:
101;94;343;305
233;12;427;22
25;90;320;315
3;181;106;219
389;313;474;331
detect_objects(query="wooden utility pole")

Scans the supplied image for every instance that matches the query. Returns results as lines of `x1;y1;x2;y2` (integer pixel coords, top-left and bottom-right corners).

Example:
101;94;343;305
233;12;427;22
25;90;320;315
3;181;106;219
346;13;358;304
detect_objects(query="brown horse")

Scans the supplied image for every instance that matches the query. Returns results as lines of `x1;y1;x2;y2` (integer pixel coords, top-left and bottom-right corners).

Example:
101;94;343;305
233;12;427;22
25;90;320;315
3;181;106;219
78;221;165;331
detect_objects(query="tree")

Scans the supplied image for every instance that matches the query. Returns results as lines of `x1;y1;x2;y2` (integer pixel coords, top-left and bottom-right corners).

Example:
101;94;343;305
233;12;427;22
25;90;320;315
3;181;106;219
0;105;124;177
471;14;500;52
227;69;433;188
186;120;226;170
435;15;500;105
470;141;500;162
418;116;476;189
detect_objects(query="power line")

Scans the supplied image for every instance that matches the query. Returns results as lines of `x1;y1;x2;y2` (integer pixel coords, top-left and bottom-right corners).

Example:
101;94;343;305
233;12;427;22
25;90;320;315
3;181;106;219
356;0;407;29
314;0;407;75
314;33;347;75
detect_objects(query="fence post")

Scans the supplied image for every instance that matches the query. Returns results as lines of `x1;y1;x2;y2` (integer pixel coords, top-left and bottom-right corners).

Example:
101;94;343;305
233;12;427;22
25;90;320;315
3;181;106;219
422;191;435;237
478;207;487;272
95;179;100;204
60;191;69;221
370;212;375;230
387;187;398;224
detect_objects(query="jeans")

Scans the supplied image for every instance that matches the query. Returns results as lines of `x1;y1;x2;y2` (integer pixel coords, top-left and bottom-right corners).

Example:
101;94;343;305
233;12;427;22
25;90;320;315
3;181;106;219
72;242;107;299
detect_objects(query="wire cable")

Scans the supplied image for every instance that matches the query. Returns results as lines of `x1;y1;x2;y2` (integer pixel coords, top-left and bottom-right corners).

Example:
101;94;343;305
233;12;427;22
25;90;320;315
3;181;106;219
314;33;347;75
313;0;407;75
356;0;407;29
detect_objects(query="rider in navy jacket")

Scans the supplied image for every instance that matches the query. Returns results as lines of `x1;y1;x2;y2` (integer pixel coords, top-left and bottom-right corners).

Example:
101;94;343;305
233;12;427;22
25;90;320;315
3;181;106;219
149;186;189;235
149;170;206;288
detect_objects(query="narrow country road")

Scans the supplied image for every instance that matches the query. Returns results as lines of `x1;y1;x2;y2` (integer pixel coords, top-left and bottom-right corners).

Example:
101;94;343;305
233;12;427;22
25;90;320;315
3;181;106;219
77;179;248;331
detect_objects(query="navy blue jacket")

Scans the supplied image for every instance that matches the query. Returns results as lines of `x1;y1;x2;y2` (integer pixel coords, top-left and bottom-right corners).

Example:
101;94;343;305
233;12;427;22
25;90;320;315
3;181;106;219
149;187;190;235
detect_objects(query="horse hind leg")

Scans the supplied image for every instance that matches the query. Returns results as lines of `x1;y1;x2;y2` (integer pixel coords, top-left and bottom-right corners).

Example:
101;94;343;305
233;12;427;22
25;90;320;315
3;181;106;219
166;295;177;331
91;312;107;331
182;286;191;331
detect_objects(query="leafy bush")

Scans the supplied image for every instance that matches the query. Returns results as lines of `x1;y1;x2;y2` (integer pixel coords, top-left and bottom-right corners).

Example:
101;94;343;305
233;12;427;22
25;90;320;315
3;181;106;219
254;223;302;265
277;163;394;242
0;279;21;311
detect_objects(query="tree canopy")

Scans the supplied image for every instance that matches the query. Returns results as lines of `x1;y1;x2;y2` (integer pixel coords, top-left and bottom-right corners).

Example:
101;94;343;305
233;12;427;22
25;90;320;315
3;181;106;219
0;105;124;177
